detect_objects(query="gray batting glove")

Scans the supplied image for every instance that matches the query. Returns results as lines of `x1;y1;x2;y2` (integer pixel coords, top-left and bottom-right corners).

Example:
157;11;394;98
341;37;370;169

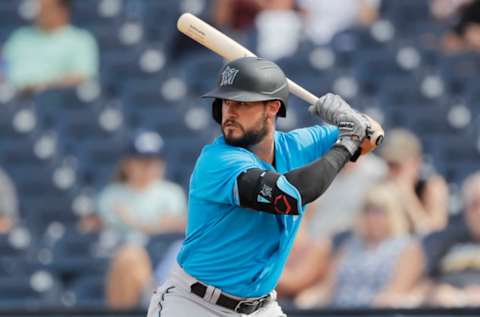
335;111;370;158
308;93;354;125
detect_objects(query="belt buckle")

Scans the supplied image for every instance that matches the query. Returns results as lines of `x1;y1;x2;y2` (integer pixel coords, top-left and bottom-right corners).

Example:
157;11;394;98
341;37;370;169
234;297;268;314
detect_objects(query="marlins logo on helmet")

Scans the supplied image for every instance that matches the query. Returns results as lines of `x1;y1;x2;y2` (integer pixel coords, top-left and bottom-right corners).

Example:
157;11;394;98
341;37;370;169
220;66;239;86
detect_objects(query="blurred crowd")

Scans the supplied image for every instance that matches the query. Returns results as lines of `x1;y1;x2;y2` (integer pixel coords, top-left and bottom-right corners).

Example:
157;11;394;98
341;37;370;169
0;0;479;311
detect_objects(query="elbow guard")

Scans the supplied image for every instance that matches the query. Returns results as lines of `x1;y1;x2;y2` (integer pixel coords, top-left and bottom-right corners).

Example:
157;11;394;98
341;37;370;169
236;168;301;215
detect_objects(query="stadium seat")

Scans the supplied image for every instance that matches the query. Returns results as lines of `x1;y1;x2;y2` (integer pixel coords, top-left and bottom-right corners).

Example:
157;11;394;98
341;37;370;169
0;107;37;143
77;164;114;189
8;165;57;196
0;1;29;30
443;133;480;164
446;161;480;185
49;257;108;289
330;27;386;69
55;112;116;153
439;52;480;96
380;0;432;37
51;231;100;259
0;234;31;258
354;49;409;96
34;88;102;129
124;107;190;137
71;0;122;26
121;78;173;109
465;80;480;113
23;198;77;236
76;137;125;165
277;51;323;77
179;52;224;96
100;46;170;95
141;0;182;43
0;257;20;277
69;274;106;308
378;76;427;108
0;276;58;308
0;140;46;167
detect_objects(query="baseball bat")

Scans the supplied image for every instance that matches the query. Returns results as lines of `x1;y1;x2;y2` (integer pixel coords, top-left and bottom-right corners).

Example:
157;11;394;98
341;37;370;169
177;13;384;150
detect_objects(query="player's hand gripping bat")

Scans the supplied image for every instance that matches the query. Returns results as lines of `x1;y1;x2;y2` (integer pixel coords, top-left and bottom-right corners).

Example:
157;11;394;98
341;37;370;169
177;13;384;155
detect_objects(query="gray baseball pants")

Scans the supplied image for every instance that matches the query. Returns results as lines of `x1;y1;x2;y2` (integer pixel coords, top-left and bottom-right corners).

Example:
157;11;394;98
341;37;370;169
146;264;286;317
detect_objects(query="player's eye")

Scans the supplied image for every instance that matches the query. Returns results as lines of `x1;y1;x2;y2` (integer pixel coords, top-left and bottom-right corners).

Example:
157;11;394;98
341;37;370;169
224;100;248;107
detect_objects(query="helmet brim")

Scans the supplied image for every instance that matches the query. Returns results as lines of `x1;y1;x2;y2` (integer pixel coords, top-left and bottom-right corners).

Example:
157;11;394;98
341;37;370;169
201;86;281;103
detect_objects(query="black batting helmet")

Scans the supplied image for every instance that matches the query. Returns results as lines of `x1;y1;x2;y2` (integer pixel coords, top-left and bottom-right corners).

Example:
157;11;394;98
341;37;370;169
202;57;289;124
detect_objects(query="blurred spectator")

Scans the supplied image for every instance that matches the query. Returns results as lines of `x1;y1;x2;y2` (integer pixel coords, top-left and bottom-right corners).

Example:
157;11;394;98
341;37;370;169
295;185;411;308
212;0;300;60
430;0;473;20
297;0;381;45
376;171;480;307
438;0;480;53
2;0;98;93
96;131;186;245
0;167;18;233
456;0;480;51
279;157;387;307
255;0;301;60
106;244;153;309
212;0;262;32
380;129;449;234
98;131;186;309
276;222;331;307
306;155;387;239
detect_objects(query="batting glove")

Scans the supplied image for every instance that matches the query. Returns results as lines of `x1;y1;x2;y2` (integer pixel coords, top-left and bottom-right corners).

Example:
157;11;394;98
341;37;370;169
335;111;370;159
308;93;354;126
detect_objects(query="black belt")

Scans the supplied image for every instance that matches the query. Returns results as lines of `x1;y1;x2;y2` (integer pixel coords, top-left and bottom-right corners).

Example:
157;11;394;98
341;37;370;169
190;282;270;314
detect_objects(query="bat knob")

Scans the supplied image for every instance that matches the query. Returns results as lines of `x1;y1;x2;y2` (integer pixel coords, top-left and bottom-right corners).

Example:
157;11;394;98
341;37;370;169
375;134;384;146
359;115;384;156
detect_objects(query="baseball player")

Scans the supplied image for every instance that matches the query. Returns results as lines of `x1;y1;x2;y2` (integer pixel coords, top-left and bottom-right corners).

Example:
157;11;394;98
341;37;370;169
147;57;371;316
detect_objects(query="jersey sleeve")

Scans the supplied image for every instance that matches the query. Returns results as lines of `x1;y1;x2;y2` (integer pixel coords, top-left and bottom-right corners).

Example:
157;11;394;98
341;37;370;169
286;124;339;164
189;144;260;206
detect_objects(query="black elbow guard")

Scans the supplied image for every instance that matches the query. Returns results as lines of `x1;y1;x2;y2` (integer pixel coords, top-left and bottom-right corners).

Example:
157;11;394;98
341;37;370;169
236;168;301;215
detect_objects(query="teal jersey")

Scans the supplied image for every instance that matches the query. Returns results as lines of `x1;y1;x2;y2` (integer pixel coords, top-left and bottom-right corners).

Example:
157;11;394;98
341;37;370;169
177;125;339;297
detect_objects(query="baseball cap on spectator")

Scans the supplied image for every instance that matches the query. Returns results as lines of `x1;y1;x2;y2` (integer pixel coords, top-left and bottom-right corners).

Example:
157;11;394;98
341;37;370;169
125;131;165;158
379;129;422;164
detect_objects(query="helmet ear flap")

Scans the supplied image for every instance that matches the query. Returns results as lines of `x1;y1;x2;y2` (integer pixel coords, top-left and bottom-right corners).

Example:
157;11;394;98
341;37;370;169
212;99;222;124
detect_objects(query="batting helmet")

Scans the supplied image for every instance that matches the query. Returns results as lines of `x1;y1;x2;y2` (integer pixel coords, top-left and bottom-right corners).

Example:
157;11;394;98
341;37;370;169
202;57;289;124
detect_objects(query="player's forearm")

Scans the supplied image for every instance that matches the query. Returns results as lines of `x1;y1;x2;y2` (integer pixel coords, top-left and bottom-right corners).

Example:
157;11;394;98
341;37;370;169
237;146;350;215
285;145;350;204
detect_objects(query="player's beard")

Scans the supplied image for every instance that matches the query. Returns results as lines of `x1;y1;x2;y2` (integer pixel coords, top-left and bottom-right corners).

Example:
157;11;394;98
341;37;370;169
222;113;268;148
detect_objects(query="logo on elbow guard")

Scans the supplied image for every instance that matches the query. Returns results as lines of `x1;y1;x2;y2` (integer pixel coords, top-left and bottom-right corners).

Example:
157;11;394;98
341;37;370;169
274;195;292;214
260;184;272;199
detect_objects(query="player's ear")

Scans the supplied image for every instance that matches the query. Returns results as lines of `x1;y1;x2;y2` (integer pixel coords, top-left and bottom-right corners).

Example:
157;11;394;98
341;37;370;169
265;100;281;119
